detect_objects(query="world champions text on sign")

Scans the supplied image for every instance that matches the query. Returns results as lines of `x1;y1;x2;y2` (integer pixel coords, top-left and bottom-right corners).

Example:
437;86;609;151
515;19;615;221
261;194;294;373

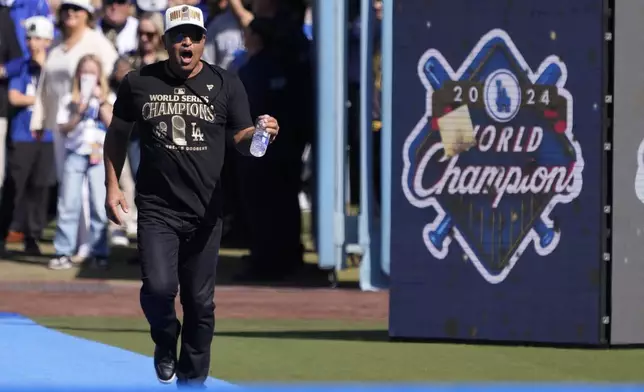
402;29;584;285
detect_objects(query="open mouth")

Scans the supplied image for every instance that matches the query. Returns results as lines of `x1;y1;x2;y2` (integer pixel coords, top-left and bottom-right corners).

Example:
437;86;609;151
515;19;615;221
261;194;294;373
179;49;193;65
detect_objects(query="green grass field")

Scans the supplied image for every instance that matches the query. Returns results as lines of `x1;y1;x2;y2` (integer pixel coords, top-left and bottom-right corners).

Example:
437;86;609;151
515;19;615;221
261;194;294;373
9;213;644;382
35;316;644;382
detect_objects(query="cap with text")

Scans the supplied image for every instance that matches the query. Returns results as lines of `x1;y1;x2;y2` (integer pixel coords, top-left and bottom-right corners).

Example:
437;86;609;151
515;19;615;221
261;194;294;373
25;16;54;40
164;5;206;33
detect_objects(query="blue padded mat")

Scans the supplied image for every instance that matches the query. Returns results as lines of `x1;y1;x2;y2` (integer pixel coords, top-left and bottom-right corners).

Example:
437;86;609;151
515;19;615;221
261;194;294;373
0;313;234;389
1;313;643;391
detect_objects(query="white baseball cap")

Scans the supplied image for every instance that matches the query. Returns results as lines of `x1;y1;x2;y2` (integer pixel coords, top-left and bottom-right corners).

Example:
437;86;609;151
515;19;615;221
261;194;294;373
164;5;205;33
136;0;167;12
25;16;54;40
60;0;95;14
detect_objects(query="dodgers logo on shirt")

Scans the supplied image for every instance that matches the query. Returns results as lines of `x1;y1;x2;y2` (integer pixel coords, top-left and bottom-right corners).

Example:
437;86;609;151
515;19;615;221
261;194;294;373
402;29;584;284
143;91;213;152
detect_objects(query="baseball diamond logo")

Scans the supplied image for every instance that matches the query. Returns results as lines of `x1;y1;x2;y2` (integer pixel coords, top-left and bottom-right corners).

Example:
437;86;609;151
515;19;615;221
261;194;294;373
402;29;584;284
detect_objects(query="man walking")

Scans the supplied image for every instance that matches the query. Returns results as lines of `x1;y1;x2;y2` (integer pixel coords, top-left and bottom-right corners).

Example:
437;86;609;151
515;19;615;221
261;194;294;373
103;4;279;387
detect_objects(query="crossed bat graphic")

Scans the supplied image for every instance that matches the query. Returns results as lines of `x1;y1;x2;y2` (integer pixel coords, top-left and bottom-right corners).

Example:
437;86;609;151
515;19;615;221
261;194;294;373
421;56;561;252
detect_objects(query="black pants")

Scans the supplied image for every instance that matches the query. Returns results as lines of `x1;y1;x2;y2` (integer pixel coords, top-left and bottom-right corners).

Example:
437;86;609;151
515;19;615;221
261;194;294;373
137;212;223;383
3;142;54;239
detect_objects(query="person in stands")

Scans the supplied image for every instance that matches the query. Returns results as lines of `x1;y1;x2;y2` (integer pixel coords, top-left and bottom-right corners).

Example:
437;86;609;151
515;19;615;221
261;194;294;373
29;0;117;264
5;16;56;254
48;54;112;270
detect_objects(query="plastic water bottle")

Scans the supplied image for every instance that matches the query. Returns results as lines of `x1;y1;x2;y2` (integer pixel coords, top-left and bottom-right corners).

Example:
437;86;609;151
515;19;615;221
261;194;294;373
249;117;270;157
84;97;100;121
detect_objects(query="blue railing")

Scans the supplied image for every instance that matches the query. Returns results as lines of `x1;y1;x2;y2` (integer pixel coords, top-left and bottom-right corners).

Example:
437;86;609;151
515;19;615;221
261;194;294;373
314;0;391;291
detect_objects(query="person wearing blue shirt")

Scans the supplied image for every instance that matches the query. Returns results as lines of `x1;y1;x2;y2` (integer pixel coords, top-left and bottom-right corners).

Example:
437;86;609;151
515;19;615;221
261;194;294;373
0;0;53;80
6;16;55;254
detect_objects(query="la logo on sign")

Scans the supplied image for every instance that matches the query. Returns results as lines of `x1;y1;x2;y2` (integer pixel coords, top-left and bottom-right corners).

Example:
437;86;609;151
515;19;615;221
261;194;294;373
402;29;584;284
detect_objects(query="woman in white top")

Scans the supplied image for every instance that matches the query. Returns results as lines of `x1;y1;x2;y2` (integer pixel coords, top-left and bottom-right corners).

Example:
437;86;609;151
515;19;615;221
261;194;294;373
49;54;112;270
30;0;118;264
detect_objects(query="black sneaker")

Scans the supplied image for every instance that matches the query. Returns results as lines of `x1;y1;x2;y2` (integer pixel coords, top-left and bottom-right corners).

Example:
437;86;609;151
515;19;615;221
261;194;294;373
24;238;41;255
154;345;177;384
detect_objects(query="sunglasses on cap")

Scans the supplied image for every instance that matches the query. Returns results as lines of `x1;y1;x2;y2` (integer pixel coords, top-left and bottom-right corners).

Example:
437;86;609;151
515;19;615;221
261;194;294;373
166;26;204;43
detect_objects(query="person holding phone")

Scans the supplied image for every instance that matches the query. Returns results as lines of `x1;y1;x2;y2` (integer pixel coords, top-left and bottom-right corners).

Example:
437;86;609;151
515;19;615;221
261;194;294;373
48;54;112;270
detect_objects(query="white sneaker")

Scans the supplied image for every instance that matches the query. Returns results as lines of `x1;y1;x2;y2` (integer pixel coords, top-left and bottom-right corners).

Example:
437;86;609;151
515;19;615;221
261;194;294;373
111;230;130;247
71;244;91;264
48;256;73;270
70;254;88;264
76;243;91;257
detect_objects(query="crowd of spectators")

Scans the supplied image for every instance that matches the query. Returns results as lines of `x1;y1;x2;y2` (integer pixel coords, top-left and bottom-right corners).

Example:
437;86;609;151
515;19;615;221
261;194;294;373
0;0;382;281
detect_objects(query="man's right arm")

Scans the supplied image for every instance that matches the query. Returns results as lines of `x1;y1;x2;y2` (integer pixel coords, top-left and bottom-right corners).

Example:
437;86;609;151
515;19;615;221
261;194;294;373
104;74;135;188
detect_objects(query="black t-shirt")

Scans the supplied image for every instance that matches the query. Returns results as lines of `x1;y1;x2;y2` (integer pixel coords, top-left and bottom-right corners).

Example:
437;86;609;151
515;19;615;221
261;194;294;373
112;60;254;223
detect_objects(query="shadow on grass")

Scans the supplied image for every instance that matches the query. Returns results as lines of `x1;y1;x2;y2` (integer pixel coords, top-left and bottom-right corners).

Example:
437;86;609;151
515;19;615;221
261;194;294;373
1;250;50;265
2;245;356;290
74;251;347;289
50;324;390;342
2;211;359;290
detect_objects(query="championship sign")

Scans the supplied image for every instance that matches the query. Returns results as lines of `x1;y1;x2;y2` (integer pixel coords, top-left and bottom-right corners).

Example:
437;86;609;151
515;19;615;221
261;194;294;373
401;29;584;284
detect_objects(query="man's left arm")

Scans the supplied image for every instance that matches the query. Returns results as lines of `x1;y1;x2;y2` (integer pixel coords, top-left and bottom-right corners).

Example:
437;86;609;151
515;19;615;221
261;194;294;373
226;75;274;155
226;76;279;156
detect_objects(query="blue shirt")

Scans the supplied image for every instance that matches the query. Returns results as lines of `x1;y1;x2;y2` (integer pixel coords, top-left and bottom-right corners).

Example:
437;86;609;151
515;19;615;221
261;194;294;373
9;58;52;142
228;48;248;74
4;0;53;79
303;23;312;40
